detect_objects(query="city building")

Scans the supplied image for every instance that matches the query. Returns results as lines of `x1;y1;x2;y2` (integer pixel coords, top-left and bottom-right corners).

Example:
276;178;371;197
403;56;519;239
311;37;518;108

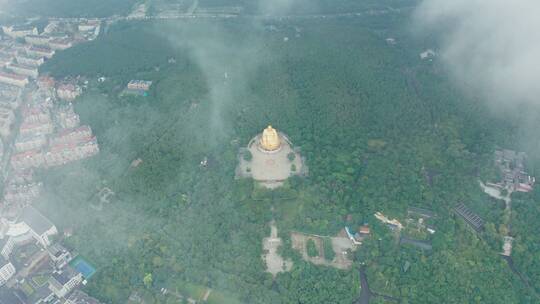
9;169;35;184
374;212;404;230
37;76;56;89
48;38;73;50
50;126;92;145
0;47;18;58
48;266;83;298
358;225;370;236
0;99;19;111
0;237;14;260
18;205;58;247
3;181;43;205
11;150;44;169
491;149;536;192
48;32;69;40
0;107;15;137
47;243;72;269
127;80;152;91
0;107;15;122
2;25;38;38
25;35;50;46
43;21;59;34
0;120;11;138
56;83;81;101
16;54;44;67
55;104;80;129
9;43;27;55
0;53;12;68
0;257;15;286
19;121;54;138
44;136;99;167
22;104;51;124
65;290;103;304
0;83;22;100
15;134;48;152
78;20;100;32
0;72;29;87
27;46;55;59
7;63;39;78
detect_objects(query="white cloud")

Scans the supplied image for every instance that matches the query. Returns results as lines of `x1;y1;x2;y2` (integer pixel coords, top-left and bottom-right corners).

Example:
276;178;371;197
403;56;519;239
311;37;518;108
257;0;314;15
414;0;540;107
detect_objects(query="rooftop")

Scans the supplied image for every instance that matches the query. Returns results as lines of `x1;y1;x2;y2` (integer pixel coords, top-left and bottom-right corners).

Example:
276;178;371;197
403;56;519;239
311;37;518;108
454;203;484;231
66;290;102;304
19;206;55;235
10;25;36;31
8;63;37;70
28;46;54;53
0;72;28;81
47;243;68;258
50;266;80;286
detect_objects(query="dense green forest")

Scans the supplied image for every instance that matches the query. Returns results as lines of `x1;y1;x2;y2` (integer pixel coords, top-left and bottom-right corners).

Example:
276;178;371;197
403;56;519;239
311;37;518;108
35;1;540;303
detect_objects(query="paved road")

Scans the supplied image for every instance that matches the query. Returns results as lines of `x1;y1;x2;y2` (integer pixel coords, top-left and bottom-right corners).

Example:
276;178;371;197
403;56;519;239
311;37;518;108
357;267;372;304
356;266;400;304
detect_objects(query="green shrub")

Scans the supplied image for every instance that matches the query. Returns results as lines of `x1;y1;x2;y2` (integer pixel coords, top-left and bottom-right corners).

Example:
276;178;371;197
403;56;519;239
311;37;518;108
243;151;253;161
323;238;335;261
307;239;319;257
287;152;296;161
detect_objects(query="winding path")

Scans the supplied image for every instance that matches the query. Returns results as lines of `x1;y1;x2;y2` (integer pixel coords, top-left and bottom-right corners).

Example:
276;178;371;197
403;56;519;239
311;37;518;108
356;266;400;304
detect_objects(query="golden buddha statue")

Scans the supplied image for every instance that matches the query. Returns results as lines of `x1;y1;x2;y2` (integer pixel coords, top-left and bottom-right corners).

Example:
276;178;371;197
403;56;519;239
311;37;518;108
260;125;281;151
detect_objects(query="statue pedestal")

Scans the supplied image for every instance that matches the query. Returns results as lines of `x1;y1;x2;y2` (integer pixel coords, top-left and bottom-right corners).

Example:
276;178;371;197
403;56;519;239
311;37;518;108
236;132;304;189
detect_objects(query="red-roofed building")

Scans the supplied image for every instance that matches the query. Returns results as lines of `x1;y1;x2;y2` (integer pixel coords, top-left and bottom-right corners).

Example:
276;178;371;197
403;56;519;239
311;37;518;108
2;25;38;38
0;72;28;87
27;46;55;59
3;181;43;205
16;54;44;67
50;126;92;145
55;104;80;129
56;83;81;101
19;121;54;136
11;150;45;169
7;63;38;78
37;76;56;89
78;20;100;32
25;35;50;46
49;38;73;51
21;104;51;124
15;134;48;152
44;136;99;167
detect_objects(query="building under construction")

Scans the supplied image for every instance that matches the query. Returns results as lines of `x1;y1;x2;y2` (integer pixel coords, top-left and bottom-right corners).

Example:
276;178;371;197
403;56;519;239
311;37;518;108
454;203;484;232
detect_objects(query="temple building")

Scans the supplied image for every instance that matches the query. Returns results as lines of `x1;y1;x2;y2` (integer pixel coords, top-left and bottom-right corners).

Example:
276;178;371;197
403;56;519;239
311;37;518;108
237;125;306;188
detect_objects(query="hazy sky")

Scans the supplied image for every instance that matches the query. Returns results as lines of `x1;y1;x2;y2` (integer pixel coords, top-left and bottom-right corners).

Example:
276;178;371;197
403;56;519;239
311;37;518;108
414;0;540;108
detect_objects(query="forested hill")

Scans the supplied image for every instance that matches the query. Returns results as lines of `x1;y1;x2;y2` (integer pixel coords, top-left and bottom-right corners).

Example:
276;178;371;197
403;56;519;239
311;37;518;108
35;2;540;304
